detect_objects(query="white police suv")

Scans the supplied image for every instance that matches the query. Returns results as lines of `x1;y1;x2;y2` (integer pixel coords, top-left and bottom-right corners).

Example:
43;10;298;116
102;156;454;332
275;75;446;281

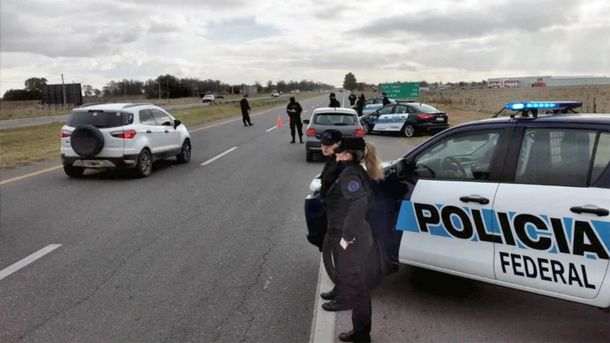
60;103;191;177
305;101;610;308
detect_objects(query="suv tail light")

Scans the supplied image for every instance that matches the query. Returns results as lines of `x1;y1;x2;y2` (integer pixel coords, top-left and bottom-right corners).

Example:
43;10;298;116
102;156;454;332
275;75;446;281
417;113;435;121
60;130;72;138
111;129;137;139
354;128;365;137
306;128;316;136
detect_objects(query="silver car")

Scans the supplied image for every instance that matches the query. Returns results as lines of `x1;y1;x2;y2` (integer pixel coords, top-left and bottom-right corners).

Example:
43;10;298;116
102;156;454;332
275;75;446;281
303;107;365;162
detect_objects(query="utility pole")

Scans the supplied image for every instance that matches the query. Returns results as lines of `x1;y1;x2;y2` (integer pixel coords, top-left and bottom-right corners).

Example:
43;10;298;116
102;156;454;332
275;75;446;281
61;74;66;105
158;81;161;100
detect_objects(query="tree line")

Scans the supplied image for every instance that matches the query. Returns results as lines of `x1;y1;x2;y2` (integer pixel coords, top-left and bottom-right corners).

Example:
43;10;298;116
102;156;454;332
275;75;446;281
2;75;335;101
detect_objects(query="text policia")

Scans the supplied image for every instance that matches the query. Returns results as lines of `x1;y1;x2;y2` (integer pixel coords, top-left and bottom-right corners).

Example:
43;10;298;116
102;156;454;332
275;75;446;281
397;201;610;290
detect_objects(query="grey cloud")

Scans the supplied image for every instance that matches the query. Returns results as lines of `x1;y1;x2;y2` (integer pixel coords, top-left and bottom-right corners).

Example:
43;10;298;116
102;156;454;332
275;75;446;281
353;0;580;39
205;17;280;42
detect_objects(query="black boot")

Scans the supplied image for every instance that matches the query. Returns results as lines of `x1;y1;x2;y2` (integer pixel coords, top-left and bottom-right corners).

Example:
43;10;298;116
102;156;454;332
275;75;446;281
321;300;350;312
299;136;304;143
320;288;335;300
338;330;371;342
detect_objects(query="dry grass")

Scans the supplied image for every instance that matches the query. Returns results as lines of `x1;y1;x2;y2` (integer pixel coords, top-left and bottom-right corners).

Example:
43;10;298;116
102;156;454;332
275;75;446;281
0;123;63;169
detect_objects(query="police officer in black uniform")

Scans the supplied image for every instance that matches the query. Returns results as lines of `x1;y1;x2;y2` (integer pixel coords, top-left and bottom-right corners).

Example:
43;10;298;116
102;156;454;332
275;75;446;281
286;97;303;143
381;92;390;106
324;137;384;342
329;92;341;107
240;93;253;126
317;129;348;308
348;92;357;106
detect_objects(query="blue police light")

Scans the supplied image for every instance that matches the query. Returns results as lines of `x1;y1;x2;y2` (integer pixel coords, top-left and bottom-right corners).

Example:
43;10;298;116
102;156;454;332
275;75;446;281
504;101;582;111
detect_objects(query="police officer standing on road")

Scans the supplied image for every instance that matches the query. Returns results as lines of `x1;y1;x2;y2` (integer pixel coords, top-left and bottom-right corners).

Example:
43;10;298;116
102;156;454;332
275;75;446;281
286;97;304;144
382;92;390;106
318;129;349;311
324;136;384;342
240;93;253;126
348;92;357;106
355;94;366;116
329;92;341;108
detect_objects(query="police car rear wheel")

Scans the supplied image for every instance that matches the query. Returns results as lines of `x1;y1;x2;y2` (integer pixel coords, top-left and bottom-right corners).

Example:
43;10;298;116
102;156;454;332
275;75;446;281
322;234;338;283
403;124;415;137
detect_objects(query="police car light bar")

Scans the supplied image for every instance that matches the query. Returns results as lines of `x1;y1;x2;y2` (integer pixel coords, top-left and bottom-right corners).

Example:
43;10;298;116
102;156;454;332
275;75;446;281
504;101;582;111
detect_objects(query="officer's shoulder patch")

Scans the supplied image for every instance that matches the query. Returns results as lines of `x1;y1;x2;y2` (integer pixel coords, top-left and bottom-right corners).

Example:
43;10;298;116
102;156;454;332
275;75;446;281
347;180;361;193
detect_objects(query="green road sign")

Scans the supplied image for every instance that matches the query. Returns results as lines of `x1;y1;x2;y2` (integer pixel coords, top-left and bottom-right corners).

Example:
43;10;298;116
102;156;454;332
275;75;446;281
380;82;420;99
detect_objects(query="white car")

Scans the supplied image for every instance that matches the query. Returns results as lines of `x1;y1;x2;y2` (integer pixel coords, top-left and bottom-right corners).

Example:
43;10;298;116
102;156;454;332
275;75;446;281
60;103;191;177
271;92;280;97
202;94;215;103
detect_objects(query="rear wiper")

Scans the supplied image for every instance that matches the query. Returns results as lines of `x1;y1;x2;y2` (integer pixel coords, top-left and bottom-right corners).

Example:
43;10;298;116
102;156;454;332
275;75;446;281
333;123;351;126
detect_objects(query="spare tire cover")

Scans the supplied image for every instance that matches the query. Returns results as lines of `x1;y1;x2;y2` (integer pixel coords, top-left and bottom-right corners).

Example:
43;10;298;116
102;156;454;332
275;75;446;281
70;125;105;157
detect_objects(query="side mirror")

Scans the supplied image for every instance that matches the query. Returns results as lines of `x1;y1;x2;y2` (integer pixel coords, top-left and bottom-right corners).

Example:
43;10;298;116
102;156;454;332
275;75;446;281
174;119;181;129
390;158;416;178
303;119;310;124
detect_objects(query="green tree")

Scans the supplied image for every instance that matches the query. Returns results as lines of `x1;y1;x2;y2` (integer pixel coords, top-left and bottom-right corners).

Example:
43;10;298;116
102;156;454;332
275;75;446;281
343;72;357;91
24;77;47;99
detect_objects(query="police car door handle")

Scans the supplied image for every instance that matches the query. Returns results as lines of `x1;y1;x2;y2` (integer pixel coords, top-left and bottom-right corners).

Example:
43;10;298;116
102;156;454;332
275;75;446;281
570;206;609;217
146;130;152;134
459;195;490;205
164;130;169;133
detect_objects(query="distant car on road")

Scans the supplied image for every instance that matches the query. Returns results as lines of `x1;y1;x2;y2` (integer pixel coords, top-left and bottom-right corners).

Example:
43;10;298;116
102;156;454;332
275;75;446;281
360;102;449;137
271;91;280;97
60;103;191;177
202;94;215;103
303;107;365;162
306;100;610;309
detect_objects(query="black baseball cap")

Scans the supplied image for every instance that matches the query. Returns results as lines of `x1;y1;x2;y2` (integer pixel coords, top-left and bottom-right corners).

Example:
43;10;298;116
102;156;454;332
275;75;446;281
320;129;342;145
334;137;365;153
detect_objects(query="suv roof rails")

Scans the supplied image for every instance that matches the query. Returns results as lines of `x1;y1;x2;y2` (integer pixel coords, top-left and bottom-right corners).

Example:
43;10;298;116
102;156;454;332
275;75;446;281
123;103;153;108
493;101;582;118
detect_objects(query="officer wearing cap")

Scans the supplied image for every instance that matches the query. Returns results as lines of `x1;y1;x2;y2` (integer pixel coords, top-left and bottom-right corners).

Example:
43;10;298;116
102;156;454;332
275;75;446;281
324;136;384;342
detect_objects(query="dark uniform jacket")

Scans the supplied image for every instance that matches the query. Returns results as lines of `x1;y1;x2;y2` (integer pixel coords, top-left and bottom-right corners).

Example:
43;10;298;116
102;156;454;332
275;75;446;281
286;102;303;121
329;98;341;107
240;98;250;114
325;163;375;270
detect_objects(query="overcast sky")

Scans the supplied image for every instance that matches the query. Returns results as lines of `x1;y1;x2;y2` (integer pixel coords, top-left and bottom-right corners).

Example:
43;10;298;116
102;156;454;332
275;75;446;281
1;0;609;93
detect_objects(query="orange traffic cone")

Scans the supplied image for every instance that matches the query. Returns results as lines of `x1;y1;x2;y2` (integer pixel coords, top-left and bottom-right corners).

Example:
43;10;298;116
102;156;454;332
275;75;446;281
276;114;284;127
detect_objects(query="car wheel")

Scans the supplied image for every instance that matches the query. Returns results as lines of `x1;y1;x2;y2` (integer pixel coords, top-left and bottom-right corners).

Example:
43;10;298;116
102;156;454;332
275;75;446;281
306;150;314;162
322;234;338;284
176;139;191;163
63;164;85;177
403;124;415;137
135;149;153;177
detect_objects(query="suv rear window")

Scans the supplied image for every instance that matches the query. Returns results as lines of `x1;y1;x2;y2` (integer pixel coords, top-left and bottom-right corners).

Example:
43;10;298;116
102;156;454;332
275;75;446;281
66;110;132;128
314;113;357;125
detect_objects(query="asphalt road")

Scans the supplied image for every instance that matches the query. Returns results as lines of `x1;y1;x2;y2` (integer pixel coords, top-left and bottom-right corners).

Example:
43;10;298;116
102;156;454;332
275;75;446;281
1;94;608;342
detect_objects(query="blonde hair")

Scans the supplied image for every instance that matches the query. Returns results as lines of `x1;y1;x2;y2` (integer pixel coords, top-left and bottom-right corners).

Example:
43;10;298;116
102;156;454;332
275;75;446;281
363;142;384;181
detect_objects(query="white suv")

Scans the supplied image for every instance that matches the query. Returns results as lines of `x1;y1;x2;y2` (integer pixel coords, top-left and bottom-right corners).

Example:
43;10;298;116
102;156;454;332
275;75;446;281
60;103;191;177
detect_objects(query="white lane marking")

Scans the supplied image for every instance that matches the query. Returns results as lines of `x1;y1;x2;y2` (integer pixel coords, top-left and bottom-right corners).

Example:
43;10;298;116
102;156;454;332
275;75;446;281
266;125;278;132
200;146;239;166
309;256;336;343
0;244;62;281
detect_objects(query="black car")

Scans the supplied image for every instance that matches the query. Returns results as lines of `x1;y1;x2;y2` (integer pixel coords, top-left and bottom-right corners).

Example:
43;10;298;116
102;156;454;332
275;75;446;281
360;102;449;137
